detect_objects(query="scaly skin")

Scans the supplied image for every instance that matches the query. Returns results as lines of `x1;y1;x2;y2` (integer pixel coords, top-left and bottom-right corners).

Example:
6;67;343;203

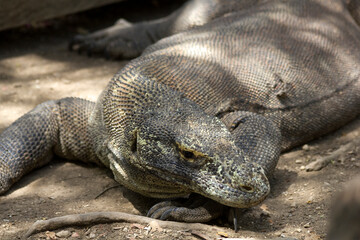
90;69;275;207
1;0;360;223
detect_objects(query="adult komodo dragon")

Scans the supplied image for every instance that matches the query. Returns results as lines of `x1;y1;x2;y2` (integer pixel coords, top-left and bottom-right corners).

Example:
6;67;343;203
1;0;360;224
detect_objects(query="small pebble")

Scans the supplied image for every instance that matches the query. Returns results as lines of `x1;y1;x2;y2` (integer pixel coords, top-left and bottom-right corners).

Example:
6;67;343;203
295;159;303;164
144;226;152;235
302;144;310;151
304;222;311;228
71;232;80;238
89;232;96;239
55;230;71;238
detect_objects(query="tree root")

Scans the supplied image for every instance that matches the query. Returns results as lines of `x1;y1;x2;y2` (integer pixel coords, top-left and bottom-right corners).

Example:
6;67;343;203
305;137;360;171
25;211;224;238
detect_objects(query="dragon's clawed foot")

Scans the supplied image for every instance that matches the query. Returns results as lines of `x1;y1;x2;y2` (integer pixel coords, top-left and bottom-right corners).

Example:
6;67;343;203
147;194;224;222
69;19;154;59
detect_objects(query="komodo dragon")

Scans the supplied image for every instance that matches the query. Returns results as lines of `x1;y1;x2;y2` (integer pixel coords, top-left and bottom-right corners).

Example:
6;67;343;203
1;0;360;224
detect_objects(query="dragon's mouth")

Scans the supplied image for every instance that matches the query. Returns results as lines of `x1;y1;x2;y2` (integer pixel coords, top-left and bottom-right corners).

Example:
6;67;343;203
198;180;270;208
189;163;270;208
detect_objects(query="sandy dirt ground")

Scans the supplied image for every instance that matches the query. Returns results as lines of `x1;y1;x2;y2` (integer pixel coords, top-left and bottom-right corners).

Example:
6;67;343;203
0;1;359;240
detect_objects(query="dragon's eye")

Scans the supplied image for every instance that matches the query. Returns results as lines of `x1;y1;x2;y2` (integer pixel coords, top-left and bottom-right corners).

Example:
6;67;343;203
176;143;197;161
182;150;195;159
176;143;207;164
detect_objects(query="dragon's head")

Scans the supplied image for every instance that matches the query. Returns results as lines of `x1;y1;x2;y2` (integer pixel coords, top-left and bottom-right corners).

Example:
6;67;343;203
101;69;276;208
134;97;271;208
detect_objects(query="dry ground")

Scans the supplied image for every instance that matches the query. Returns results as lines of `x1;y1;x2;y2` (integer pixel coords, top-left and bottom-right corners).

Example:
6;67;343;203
0;1;359;239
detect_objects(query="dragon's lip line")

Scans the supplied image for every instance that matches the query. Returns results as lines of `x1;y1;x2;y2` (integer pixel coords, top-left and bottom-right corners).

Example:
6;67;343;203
151;166;268;203
202;181;269;198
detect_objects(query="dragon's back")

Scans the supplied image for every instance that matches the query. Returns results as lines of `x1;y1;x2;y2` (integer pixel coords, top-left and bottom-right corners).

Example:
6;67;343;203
132;0;360;149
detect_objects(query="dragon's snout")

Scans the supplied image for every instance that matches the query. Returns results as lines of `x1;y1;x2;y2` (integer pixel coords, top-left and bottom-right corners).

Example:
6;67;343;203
194;161;270;208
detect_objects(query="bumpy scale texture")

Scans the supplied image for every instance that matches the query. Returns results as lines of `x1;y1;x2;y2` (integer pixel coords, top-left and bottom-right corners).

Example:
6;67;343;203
1;0;360;222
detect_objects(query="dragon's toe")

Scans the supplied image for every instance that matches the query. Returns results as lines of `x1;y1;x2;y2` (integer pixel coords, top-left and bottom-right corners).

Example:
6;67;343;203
147;195;224;222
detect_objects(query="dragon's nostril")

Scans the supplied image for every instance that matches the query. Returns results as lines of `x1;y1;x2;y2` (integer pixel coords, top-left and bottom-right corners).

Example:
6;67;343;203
240;185;254;193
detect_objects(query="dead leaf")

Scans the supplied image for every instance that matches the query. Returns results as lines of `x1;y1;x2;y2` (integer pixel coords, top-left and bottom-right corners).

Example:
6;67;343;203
260;204;269;212
149;220;163;232
130;223;144;229
45;231;56;239
217;231;229;237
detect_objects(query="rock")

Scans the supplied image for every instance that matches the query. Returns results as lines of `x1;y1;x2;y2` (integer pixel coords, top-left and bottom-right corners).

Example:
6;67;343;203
55;230;71;238
302;144;310;151
71;232;80;238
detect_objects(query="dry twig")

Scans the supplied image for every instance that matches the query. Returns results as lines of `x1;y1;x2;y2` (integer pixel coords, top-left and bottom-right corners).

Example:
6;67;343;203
305;137;360;171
